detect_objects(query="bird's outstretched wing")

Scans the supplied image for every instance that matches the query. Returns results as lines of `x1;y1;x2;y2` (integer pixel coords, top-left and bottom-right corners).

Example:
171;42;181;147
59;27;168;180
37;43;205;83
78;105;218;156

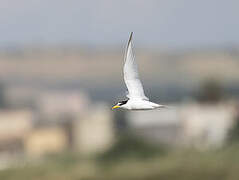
123;32;148;100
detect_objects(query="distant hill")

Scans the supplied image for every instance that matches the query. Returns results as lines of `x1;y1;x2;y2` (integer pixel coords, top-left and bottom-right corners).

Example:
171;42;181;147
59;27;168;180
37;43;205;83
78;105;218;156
0;47;238;101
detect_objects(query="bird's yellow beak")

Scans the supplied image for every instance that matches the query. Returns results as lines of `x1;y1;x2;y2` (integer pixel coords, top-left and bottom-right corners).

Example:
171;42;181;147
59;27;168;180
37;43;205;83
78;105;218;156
112;105;120;110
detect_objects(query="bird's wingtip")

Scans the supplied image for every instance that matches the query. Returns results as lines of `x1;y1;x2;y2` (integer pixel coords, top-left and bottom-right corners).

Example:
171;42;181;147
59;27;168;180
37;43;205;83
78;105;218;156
128;32;133;43
126;32;133;49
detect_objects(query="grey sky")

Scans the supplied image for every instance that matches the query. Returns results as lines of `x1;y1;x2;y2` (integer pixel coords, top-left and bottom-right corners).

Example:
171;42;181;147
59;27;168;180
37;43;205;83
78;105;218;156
1;0;239;49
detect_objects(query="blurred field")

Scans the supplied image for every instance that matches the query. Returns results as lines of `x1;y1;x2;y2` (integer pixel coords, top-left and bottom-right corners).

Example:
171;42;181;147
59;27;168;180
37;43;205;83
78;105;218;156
0;139;239;180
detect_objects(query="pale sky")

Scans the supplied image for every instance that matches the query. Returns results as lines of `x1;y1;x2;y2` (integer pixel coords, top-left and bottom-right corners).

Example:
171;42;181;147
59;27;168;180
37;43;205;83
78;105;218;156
1;0;239;49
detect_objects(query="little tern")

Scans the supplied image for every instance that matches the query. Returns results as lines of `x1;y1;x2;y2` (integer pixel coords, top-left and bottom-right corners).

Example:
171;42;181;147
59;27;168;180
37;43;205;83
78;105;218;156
112;32;166;110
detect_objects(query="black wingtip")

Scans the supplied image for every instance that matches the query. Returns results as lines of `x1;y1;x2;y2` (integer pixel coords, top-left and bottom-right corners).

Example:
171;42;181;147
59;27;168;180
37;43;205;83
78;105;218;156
127;32;133;47
129;32;133;41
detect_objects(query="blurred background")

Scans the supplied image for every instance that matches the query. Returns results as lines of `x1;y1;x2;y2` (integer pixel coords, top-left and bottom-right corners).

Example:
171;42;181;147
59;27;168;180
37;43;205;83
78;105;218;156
0;0;239;179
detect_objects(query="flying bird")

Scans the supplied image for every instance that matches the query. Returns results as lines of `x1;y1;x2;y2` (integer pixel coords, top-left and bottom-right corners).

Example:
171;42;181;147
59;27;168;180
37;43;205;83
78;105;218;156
112;32;166;110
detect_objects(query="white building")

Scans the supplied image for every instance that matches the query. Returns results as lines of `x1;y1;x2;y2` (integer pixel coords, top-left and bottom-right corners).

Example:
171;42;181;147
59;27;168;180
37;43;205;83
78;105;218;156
180;102;236;148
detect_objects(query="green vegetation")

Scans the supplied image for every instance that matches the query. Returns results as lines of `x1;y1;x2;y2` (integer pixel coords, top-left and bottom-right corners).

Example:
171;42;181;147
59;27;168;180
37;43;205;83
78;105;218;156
99;134;166;162
0;83;6;108
196;79;223;103
1;143;239;180
228;114;239;142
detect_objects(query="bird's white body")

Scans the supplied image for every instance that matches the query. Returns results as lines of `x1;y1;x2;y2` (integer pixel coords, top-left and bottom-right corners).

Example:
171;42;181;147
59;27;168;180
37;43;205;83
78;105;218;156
112;32;166;111
120;99;164;110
